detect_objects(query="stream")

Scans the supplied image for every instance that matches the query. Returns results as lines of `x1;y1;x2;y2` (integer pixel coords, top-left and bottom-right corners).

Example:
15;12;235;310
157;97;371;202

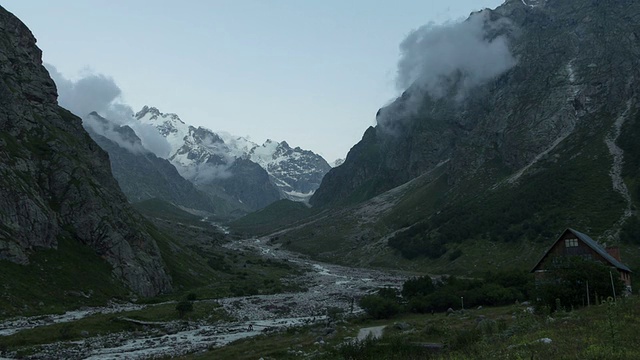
0;237;408;359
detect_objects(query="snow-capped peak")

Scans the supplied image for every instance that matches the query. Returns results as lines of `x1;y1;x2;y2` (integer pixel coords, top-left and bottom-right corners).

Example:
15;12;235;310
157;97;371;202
132;106;332;202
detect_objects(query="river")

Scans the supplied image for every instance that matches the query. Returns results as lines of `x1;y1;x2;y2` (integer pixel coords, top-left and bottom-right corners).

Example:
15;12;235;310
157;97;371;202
0;237;408;359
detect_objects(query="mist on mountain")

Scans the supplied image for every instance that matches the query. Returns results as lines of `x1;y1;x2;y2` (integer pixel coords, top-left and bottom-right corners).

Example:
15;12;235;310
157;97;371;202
45;64;172;158
379;9;517;133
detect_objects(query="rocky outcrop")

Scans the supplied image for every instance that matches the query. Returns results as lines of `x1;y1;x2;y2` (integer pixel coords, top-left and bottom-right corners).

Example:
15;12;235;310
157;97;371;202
311;0;640;208
0;6;171;296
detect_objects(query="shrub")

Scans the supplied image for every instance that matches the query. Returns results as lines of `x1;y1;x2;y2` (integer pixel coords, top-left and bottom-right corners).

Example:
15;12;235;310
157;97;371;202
326;306;344;322
448;328;482;350
175;300;194;318
359;294;402;319
400;271;530;314
534;256;625;311
407;296;432;313
402;276;435;298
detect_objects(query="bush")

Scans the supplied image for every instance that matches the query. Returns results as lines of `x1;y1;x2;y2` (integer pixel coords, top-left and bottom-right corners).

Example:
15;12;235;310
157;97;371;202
326;306;344;322
402;276;435;298
359;294;402;319
424;290;460;312
407;296;432;313
448;328;482;350
175;300;194;318
534;256;625;311
400;272;530;314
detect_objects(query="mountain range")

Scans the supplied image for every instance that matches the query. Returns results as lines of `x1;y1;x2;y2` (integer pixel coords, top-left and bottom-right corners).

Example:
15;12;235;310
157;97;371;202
243;0;640;273
86;105;331;218
3;0;640;317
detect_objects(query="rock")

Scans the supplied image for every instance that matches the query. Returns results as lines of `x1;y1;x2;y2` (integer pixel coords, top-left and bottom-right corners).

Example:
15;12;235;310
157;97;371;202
394;322;411;331
535;338;552;344
477;306;483;310
0;6;171;297
80;330;89;337
446;308;455;314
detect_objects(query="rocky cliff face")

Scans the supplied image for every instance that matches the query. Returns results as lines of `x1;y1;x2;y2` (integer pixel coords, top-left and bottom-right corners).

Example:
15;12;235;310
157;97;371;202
294;0;640;267
0;7;171;296
312;0;640;210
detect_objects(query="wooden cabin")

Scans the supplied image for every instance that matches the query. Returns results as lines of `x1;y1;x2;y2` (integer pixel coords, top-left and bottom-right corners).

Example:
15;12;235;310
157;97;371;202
531;228;632;289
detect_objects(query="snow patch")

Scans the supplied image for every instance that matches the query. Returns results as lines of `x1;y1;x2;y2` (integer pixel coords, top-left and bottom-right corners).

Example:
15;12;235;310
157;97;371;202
604;100;634;226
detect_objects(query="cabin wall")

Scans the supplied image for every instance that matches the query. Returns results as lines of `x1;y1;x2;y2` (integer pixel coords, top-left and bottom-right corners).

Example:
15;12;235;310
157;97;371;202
536;233;632;288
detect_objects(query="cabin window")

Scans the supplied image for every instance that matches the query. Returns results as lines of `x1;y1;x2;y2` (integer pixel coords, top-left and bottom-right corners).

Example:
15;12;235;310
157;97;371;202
565;239;578;247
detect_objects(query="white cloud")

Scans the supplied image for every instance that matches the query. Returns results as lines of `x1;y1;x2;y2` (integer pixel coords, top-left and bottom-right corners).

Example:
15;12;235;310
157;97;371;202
379;10;516;132
46;64;171;158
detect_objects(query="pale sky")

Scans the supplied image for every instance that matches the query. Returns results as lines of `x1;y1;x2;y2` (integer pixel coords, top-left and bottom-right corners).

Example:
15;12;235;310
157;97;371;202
5;1;504;163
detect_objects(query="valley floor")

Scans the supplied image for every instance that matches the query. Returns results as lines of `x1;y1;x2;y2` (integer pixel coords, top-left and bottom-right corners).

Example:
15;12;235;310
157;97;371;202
0;237;408;359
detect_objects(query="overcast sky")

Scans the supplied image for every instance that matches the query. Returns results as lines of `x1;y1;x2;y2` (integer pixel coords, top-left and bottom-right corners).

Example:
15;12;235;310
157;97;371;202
5;0;504;163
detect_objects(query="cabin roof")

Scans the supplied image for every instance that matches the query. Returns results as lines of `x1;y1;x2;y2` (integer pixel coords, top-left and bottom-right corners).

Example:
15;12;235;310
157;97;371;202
531;228;632;273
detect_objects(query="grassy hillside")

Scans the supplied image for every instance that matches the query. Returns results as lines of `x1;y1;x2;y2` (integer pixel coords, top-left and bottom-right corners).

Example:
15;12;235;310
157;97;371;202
0;198;306;320
0;236;129;319
132;198;204;223
265;109;640;276
135;201;304;301
229;200;321;236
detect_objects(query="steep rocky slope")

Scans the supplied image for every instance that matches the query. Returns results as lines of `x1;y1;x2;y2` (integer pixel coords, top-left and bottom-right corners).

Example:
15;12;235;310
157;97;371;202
313;0;640;208
289;0;640;269
0;6;171;296
84;112;218;213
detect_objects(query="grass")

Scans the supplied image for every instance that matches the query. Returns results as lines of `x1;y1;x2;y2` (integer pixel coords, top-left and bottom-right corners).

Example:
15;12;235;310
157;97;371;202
265;107;640;277
0;236;129;320
229;199;320;236
0;199;305;319
179;297;640;360
133;198;204;223
141;217;304;303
